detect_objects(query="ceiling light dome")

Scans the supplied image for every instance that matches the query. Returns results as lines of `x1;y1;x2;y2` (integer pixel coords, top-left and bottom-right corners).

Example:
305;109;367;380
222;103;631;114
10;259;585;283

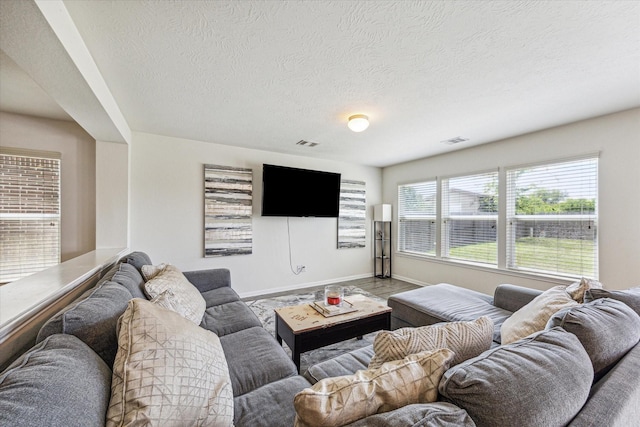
348;114;369;132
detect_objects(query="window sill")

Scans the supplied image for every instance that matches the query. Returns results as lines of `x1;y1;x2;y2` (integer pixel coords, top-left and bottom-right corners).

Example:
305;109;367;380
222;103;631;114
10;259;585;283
395;251;576;286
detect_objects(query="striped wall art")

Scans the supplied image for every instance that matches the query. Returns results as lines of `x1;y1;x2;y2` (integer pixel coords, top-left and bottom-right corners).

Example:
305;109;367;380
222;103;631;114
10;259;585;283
337;180;366;249
204;164;253;257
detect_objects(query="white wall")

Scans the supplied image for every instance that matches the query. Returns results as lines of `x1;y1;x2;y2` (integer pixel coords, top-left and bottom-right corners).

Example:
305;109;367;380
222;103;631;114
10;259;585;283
0;112;96;261
95;140;129;249
383;108;640;293
129;132;382;296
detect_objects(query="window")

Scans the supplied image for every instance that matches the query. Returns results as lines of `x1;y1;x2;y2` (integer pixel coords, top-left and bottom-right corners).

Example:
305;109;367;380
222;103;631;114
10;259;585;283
0;148;61;283
507;157;598;278
397;155;599;280
398;180;436;256
441;171;498;265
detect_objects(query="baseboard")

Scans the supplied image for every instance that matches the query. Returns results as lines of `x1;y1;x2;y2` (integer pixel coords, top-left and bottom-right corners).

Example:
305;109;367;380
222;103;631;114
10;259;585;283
238;273;374;299
390;274;432;287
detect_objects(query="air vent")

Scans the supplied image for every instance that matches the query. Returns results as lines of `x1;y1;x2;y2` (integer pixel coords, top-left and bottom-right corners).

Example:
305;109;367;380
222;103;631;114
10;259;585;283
441;136;469;145
296;140;319;147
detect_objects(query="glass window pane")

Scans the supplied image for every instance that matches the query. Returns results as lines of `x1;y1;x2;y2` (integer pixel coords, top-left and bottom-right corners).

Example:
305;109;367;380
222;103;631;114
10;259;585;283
398;181;436;256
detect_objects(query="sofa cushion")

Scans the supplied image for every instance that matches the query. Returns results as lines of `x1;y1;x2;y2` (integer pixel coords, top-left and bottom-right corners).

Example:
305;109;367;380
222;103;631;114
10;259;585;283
388;284;512;342
0;334;112;427
369;316;493;369
111;262;146;299
547;298;640;381
294;348;455;427
36;281;132;366
346;402;476;427
200;300;262;336
233;376;311;427
584;287;640;316
439;327;593;427
142;263;206;324
304;345;375;384
107;299;234;426
201;286;241;307
219;326;298;397
500;285;578;344
121;251;152;274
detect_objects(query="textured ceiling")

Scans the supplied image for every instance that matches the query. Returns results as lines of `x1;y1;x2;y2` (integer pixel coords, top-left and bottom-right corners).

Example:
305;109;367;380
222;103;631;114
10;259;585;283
2;1;639;167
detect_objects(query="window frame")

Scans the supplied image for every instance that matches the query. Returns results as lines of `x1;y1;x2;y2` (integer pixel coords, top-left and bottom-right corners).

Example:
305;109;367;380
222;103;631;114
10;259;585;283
397;179;438;257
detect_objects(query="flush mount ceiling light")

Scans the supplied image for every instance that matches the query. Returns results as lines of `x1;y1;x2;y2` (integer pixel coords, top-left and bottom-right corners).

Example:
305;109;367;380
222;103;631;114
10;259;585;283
347;114;369;132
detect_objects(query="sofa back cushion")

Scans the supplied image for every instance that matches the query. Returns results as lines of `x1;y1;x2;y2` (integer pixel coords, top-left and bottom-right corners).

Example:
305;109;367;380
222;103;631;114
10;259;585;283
121;251;153;274
547;298;640;381
110;262;146;299
36;282;133;366
584;287;640;316
439;327;593;427
0;334;112;427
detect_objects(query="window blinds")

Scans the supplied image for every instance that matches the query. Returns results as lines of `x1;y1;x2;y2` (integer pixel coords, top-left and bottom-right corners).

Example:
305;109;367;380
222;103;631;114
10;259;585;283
506;157;598;278
398;181;436;255
441;171;499;265
0;150;61;283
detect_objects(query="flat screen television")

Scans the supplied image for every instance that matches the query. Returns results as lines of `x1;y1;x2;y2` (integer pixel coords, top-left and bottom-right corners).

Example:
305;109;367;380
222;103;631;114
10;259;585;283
261;164;341;217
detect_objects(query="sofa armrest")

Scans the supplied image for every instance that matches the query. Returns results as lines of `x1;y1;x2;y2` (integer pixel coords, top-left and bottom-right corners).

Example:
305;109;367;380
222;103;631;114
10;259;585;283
183;268;231;293
493;284;542;313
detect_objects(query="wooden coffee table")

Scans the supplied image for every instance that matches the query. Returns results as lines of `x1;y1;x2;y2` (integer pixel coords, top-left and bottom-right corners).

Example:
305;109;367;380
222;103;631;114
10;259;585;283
274;294;391;373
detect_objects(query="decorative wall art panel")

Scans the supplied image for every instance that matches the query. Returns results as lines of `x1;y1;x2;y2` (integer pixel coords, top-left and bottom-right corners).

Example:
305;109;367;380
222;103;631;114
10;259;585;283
338;180;366;249
204;164;253;257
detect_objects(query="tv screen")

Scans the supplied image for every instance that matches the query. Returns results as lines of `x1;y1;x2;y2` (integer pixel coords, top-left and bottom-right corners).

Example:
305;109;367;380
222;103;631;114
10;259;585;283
261;164;341;217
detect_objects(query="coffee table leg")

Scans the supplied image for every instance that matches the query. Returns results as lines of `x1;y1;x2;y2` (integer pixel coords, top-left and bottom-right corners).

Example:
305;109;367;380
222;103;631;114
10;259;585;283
292;345;301;373
275;316;282;345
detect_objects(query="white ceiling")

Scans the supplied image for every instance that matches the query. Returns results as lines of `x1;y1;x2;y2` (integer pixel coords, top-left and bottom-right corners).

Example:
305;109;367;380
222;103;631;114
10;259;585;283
1;1;639;167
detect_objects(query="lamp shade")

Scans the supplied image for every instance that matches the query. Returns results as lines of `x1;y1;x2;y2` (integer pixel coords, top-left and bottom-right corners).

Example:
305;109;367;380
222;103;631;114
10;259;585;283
348;114;369;132
374;204;392;222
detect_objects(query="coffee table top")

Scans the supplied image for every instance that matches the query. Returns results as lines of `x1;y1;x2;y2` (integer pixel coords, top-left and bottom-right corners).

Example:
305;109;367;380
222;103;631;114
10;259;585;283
275;294;391;334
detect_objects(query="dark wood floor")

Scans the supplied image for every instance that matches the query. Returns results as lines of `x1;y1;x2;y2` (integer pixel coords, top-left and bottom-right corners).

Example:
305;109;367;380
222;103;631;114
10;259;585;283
242;276;420;302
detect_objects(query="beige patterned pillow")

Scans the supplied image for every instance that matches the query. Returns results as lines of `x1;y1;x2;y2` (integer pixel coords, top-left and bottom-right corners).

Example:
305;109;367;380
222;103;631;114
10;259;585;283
150;289;192;320
294;348;454;427
368;316;493;369
501;285;579;344
566;277;603;303
106;299;233;427
142;264;206;324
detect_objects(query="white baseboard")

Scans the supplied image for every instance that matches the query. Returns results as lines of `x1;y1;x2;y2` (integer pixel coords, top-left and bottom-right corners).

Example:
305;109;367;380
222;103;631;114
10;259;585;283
390;274;432;287
238;273;374;299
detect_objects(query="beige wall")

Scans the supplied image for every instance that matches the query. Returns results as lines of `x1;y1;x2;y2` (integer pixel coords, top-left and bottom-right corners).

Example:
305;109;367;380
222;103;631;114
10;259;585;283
0;112;96;261
382;108;640;293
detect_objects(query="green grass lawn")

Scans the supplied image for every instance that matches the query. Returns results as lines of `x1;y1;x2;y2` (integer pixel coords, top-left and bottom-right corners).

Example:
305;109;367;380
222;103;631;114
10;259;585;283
449;237;596;277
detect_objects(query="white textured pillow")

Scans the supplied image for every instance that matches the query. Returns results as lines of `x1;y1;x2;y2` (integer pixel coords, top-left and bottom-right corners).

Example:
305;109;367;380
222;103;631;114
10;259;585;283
501;285;579;344
142;264;206;324
106;299;233;427
566;277;603;303
150;289;192;320
294;348;454;427
369;316;494;369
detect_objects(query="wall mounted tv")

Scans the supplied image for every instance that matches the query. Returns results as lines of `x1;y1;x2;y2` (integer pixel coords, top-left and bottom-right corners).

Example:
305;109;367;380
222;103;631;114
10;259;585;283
261;164;341;217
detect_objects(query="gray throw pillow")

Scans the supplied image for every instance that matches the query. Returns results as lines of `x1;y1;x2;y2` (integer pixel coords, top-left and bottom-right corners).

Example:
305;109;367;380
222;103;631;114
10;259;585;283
584;287;640;316
122;251;153;274
36;282;133;366
439;327;593;427
547;298;640;381
0;334;112;427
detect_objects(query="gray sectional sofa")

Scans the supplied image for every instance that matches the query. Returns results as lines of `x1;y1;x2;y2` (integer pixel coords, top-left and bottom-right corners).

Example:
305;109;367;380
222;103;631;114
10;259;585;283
1;251;639;426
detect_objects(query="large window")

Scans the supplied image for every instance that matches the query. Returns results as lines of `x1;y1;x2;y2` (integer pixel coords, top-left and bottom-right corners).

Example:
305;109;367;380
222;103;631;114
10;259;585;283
397;156;599;280
398;180;436;256
506;157;598;278
441;171;498;265
0;148;61;283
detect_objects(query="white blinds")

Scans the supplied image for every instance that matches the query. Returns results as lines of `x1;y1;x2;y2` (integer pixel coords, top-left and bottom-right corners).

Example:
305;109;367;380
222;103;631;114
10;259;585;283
506;157;598;278
0;151;61;283
441;171;499;265
398;181;436;255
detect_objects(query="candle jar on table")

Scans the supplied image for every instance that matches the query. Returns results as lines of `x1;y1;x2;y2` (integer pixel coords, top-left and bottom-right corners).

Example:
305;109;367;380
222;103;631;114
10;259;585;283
324;285;344;307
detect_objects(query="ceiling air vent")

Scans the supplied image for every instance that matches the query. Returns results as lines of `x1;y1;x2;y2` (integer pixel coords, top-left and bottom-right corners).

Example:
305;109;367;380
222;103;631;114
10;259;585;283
441;136;469;145
296;140;319;147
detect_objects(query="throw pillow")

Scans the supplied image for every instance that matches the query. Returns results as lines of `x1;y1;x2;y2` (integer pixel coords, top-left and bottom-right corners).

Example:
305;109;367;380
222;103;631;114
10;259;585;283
566;277;603;303
500;285;578;344
439;327;593;427
368;316;493;369
294;348;454;427
106;299;233;427
142;263;206;324
584;287;640;316
547;298;640;381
